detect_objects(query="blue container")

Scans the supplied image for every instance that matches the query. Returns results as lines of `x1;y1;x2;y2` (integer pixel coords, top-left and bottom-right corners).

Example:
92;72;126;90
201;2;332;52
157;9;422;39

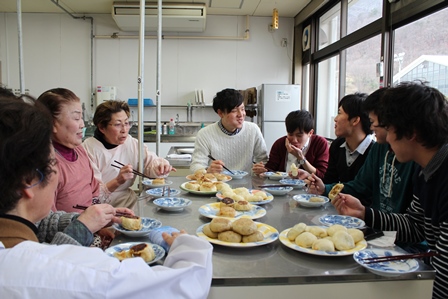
127;98;155;107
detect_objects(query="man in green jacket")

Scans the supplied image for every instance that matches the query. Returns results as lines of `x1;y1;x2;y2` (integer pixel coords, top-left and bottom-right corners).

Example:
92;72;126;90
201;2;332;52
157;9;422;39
299;88;415;213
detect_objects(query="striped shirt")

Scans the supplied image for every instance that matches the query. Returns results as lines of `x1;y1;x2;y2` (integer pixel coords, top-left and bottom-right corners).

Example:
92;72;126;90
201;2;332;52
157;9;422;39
365;143;448;299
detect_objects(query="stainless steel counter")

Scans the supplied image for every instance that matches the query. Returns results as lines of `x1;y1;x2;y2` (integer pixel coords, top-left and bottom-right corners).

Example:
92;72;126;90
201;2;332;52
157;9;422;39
114;176;435;291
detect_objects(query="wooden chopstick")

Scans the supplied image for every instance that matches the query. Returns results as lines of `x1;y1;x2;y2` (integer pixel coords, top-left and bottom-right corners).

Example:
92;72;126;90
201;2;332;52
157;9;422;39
362;251;439;264
72;205;131;217
258;184;300;188
112;160;154;180
207;154;234;175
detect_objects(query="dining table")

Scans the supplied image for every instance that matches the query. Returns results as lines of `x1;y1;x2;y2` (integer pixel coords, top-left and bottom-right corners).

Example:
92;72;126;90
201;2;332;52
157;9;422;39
111;175;435;299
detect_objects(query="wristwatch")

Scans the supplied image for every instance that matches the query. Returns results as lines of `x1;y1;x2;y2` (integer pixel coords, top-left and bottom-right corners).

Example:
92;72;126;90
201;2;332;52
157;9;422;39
298;158;306;165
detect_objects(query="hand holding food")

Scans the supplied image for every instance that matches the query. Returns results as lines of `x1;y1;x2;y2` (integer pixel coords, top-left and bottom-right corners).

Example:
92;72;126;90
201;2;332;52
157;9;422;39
77;204;116;233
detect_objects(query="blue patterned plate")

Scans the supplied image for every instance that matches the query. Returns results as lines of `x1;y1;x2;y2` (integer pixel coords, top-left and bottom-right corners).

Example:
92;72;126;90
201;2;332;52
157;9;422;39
279;227;367;256
222;170;248;180
293;194;329;207
319;215;365;228
263;171;289;180
262;186;293;196
198;202;266;220
112;217;162;237
153;197;192;211
279;178;307;189
105;242;165;265
353;249;419;277
146;187;180;198
196;221;279;247
142;179;173;188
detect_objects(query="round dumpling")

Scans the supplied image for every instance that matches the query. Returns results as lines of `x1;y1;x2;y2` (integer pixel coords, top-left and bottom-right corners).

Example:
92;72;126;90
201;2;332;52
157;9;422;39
332;231;355;251
233;187;250;196
242;231;264;243
312;238;335;251
218;231;242;243
232;218;257;236
245;194;263;202
202;224;218;239
210;217;232;233
306;226;328;238
215;182;230;191
287;228;302;241
347;228;364;243
255;191;268;200
222;190;236;198
185;182;200;191
327;224;347;237
295;232;317;248
229;194;244;202
292;223;307;234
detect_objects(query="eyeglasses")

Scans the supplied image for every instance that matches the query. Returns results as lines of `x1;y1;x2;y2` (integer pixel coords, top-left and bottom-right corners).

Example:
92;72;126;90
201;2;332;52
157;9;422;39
109;121;133;130
25;169;44;189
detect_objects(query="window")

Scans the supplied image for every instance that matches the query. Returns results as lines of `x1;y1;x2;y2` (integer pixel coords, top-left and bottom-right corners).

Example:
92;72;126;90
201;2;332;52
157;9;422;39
347;0;382;35
393;7;448;95
316;55;339;139
318;3;341;50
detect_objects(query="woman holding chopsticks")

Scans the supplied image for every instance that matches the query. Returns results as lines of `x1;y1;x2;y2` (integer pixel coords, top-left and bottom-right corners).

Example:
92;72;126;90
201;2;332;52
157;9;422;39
83;100;174;209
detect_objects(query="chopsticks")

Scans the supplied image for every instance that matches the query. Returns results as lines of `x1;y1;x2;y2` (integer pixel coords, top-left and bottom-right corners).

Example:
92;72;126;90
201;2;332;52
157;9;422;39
362;251;439;264
207;154;234;175
73;204;132;217
258;184;300;188
112;160;154;180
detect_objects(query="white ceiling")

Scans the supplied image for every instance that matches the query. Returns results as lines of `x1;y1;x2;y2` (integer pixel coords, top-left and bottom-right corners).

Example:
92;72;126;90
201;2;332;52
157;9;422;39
0;0;311;18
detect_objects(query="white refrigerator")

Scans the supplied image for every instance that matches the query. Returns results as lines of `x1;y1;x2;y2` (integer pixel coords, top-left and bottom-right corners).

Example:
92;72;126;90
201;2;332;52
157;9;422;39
257;84;301;152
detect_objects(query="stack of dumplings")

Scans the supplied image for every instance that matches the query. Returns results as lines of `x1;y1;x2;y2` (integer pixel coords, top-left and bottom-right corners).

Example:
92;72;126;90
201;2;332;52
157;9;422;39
220;187;269;203
202;217;264;243
184;169;231;192
287;223;364;252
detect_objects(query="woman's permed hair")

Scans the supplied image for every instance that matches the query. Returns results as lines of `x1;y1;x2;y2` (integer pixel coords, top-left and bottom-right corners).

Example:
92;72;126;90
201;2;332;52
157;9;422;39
93;100;131;129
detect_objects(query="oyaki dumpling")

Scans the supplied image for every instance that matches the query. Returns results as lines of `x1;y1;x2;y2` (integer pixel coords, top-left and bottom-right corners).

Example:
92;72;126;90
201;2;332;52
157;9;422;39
229;194;245;202
309;196;325;202
347;228;364;243
120;215;142;231
222;190;236;198
232;218;257;236
234;187;251;196
332;230;355;251
152;178;165;185
202;224;219;239
327;224;347;237
215;173;228;181
242;230;264;243
199;182;217;192
113;249;133;261
218;231;242;243
295;232;318;248
292;223;307;234
328;183;344;201
203;173;218;182
220;197;235;208
290;162;299;177
255;191;268;200
287;228;302;241
306;226;328;238
194;168;207;179
245;194;263;202
312;238;335;251
234;200;252;211
185;181;200;191
215;182;230;191
210;217;232;233
130;243;155;263
217;206;236;218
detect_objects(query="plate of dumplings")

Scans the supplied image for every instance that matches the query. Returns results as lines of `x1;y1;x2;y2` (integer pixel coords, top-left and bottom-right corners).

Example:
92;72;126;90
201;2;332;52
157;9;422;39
196;217;279;248
198;202;267;220
105;242;165;265
279;223;367;256
215;187;274;205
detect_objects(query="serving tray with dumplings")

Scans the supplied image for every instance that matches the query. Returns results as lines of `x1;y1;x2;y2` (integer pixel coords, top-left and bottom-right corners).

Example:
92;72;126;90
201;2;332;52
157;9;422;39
196;217;279;248
215;187;274;205
198;202;266;220
179;181;224;195
186;173;232;182
279;223;367;256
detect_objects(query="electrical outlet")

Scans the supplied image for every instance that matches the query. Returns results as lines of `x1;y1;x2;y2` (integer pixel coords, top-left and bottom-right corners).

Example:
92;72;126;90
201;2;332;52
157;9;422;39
281;38;287;47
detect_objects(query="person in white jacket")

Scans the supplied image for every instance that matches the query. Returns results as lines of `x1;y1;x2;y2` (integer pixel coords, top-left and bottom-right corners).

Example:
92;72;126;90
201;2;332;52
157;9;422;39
83;100;174;209
0;98;213;299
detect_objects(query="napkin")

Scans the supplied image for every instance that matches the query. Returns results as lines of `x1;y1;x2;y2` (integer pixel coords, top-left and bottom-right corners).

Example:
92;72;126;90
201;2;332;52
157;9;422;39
167;154;192;161
148;226;180;252
367;231;397;247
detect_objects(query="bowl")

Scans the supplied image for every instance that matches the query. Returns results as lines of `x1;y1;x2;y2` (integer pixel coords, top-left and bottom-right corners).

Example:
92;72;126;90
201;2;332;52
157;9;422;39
222;170;248;180
263;171;289;180
293;194;329;207
153;197;192;211
262;186;293;196
112;217;162;237
146;188;180;198
319;215;365;228
353;249;419;277
279;178;306;189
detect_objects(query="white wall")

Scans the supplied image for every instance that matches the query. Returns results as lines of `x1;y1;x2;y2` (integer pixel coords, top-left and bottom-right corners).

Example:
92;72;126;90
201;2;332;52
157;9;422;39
0;12;294;122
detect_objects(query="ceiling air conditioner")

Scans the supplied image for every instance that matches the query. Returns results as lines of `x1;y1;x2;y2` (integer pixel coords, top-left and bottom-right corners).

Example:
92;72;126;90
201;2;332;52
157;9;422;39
112;2;206;32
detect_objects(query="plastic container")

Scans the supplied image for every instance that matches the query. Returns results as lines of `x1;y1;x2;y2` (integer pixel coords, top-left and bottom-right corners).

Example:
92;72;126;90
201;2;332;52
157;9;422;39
168;118;175;135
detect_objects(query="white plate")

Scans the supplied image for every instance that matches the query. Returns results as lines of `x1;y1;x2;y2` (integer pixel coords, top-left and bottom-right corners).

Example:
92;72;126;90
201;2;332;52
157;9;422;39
279;178;307;189
145;187;181;198
293;194;329;207
353;249;419;277
262;186;293;196
222;170;248;180
142;179;173;188
153;197;192;211
105;242;165;265
216;189;274;205
279;228;367;256
179;181;218;195
198;202;266;220
319;215;366;228
196;221;279;247
263;171;289;180
112;217;163;237
177;148;194;154
185;174;232;182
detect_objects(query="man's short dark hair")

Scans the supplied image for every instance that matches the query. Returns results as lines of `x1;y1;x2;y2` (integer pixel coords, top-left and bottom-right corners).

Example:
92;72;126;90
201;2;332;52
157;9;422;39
339;92;372;135
363;87;389;126
285;110;314;134
212;88;243;114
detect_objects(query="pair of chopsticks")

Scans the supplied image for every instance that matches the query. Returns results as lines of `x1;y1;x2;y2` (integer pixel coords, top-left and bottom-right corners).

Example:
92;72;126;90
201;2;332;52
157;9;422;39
258;184;300;188
207;154;234;175
362;251;439;264
112;160;154;180
162;186;171;197
73;204;132;217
